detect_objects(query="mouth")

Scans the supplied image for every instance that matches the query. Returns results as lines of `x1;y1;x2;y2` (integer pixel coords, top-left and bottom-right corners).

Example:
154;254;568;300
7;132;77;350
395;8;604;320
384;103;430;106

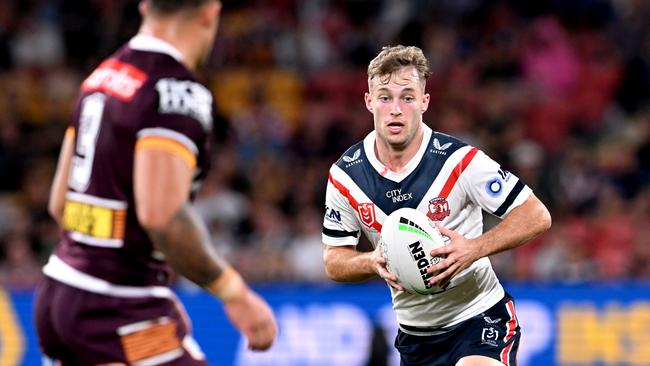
387;121;405;134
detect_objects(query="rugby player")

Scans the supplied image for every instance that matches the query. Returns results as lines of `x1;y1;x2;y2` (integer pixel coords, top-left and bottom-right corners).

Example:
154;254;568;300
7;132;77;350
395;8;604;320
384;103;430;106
322;45;551;366
35;1;277;364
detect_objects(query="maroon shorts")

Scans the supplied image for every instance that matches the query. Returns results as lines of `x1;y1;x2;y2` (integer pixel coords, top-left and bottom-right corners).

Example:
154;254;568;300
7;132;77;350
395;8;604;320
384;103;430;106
34;276;209;366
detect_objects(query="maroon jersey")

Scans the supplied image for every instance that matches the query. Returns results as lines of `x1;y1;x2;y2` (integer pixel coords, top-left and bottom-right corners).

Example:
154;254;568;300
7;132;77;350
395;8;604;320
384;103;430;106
44;35;215;291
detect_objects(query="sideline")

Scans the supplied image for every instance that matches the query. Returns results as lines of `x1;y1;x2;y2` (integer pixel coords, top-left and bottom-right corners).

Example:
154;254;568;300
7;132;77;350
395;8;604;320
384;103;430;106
0;288;24;366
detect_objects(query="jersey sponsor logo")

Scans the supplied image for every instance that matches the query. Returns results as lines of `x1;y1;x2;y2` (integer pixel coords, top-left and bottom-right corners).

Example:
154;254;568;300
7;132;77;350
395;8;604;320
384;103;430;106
81;59;147;101
481;327;500;347
357;203;377;228
386;188;413;203
484;316;502;324
62;199;126;244
325;205;342;224
342;149;363;168
155;78;213;131
430;138;452;155
486;177;504;197
427;197;450;221
342;149;361;162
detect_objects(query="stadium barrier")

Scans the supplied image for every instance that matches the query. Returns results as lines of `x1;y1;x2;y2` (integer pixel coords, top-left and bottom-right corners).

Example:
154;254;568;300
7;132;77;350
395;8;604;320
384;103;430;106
1;282;649;366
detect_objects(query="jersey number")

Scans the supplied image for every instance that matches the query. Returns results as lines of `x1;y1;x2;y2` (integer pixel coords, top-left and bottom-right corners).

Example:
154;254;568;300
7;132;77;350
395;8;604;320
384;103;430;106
69;93;106;192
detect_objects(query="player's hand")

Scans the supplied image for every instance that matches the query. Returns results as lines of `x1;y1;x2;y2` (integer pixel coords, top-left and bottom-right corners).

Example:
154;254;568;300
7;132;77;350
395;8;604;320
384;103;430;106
371;243;405;291
426;224;479;289
223;289;278;351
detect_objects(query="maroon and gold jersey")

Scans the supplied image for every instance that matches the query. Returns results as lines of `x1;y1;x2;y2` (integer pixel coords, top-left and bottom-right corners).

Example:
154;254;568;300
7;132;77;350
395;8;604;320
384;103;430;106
44;35;215;293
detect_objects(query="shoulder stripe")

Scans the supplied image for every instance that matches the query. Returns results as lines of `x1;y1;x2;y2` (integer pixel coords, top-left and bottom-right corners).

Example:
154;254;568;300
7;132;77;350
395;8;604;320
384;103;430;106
437;147;478;198
323;227;359;238
137;127;199;155
493;180;525;217
136;136;197;169
328;173;383;232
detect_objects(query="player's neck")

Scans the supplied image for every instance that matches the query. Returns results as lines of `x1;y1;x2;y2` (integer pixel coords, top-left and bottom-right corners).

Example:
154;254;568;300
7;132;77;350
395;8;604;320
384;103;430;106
138;21;200;70
375;129;424;173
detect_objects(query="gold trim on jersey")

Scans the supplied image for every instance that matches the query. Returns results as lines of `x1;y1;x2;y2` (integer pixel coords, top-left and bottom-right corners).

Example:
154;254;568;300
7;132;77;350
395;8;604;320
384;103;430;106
136;136;197;169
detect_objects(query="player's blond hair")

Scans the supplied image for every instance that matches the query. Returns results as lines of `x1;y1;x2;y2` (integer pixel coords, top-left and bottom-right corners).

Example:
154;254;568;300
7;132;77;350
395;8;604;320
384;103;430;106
367;45;431;88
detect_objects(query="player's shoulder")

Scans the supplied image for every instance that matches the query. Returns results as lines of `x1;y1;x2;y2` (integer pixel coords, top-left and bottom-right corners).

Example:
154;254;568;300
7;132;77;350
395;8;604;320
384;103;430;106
332;140;366;172
429;131;470;154
119;44;213;131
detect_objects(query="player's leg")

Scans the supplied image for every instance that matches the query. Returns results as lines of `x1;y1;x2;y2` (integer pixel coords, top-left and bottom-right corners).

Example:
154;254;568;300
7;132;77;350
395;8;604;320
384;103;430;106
34;278;80;365
456;355;508;366
453;293;521;366
38;280;207;366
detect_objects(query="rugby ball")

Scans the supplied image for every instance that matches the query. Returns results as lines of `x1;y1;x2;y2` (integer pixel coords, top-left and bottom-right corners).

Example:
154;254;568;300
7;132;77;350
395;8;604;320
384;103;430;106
380;207;447;295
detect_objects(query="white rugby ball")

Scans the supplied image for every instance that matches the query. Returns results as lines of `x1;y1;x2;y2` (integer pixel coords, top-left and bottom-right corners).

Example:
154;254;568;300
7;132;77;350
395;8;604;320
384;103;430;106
380;207;447;295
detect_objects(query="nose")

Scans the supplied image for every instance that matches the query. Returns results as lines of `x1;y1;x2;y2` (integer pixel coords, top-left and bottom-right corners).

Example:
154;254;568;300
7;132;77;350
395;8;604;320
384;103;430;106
390;101;402;116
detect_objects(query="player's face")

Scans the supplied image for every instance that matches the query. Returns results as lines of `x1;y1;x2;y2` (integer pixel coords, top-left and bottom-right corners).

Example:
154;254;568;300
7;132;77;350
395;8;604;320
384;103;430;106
365;66;430;151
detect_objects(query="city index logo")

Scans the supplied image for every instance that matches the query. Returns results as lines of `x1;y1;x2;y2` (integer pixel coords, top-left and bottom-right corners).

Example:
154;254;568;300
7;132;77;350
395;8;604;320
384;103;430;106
386;188;413;203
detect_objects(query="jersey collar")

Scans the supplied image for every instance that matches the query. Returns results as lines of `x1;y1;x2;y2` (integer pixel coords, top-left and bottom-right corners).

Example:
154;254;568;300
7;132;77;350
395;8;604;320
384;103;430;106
363;123;432;183
128;34;184;63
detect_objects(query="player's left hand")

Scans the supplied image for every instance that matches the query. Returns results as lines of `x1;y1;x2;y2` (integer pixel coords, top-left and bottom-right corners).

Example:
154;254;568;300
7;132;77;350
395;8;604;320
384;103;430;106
426;224;479;289
371;243;405;292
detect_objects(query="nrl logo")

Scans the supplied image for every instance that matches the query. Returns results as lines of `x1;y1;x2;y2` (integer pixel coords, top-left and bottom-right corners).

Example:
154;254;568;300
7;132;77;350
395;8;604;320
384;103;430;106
342;149;361;162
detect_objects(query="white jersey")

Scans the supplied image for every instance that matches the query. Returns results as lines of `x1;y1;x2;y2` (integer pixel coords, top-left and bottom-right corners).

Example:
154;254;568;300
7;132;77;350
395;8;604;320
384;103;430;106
322;124;532;335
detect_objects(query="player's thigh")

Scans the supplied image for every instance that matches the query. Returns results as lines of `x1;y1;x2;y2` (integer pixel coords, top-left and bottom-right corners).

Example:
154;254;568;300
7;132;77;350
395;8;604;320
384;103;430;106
456;355;506;366
40;282;207;366
86;295;208;366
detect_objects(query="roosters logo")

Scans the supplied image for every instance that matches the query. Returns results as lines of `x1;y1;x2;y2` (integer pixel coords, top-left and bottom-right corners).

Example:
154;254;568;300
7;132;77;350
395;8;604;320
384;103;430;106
427;197;450;221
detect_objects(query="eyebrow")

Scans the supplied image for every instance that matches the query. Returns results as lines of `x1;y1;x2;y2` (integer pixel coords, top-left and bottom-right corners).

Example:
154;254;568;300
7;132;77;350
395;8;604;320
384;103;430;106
375;86;417;93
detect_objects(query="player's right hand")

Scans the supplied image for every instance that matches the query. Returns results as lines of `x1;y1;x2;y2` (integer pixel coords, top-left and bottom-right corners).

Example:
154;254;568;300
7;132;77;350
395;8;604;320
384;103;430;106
371;243;404;291
223;289;278;351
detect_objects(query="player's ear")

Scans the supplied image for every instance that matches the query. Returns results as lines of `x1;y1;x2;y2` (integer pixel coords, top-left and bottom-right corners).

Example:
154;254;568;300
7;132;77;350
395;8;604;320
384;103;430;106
365;92;373;113
421;92;430;113
200;0;222;28
138;0;149;17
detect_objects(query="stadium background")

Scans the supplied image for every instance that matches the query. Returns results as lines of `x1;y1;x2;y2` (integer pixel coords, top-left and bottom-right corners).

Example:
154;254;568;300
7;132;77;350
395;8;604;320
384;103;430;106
0;0;649;365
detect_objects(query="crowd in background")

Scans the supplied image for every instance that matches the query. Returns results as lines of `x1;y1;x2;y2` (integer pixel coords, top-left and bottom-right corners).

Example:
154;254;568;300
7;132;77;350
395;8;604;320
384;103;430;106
1;0;650;291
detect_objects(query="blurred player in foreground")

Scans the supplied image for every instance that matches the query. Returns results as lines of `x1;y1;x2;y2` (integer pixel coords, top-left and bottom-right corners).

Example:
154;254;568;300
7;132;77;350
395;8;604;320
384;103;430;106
34;0;277;364
322;45;551;366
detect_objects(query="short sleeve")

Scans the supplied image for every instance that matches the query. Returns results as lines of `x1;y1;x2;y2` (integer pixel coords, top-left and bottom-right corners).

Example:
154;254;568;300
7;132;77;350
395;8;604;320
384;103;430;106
322;168;362;246
135;78;214;167
460;150;532;218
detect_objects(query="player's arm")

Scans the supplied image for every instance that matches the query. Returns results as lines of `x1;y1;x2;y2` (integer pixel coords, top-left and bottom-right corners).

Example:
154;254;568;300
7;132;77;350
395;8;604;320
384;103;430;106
428;193;551;287
134;142;276;350
323;244;403;290
48;127;75;224
321;172;403;288
323;245;376;282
